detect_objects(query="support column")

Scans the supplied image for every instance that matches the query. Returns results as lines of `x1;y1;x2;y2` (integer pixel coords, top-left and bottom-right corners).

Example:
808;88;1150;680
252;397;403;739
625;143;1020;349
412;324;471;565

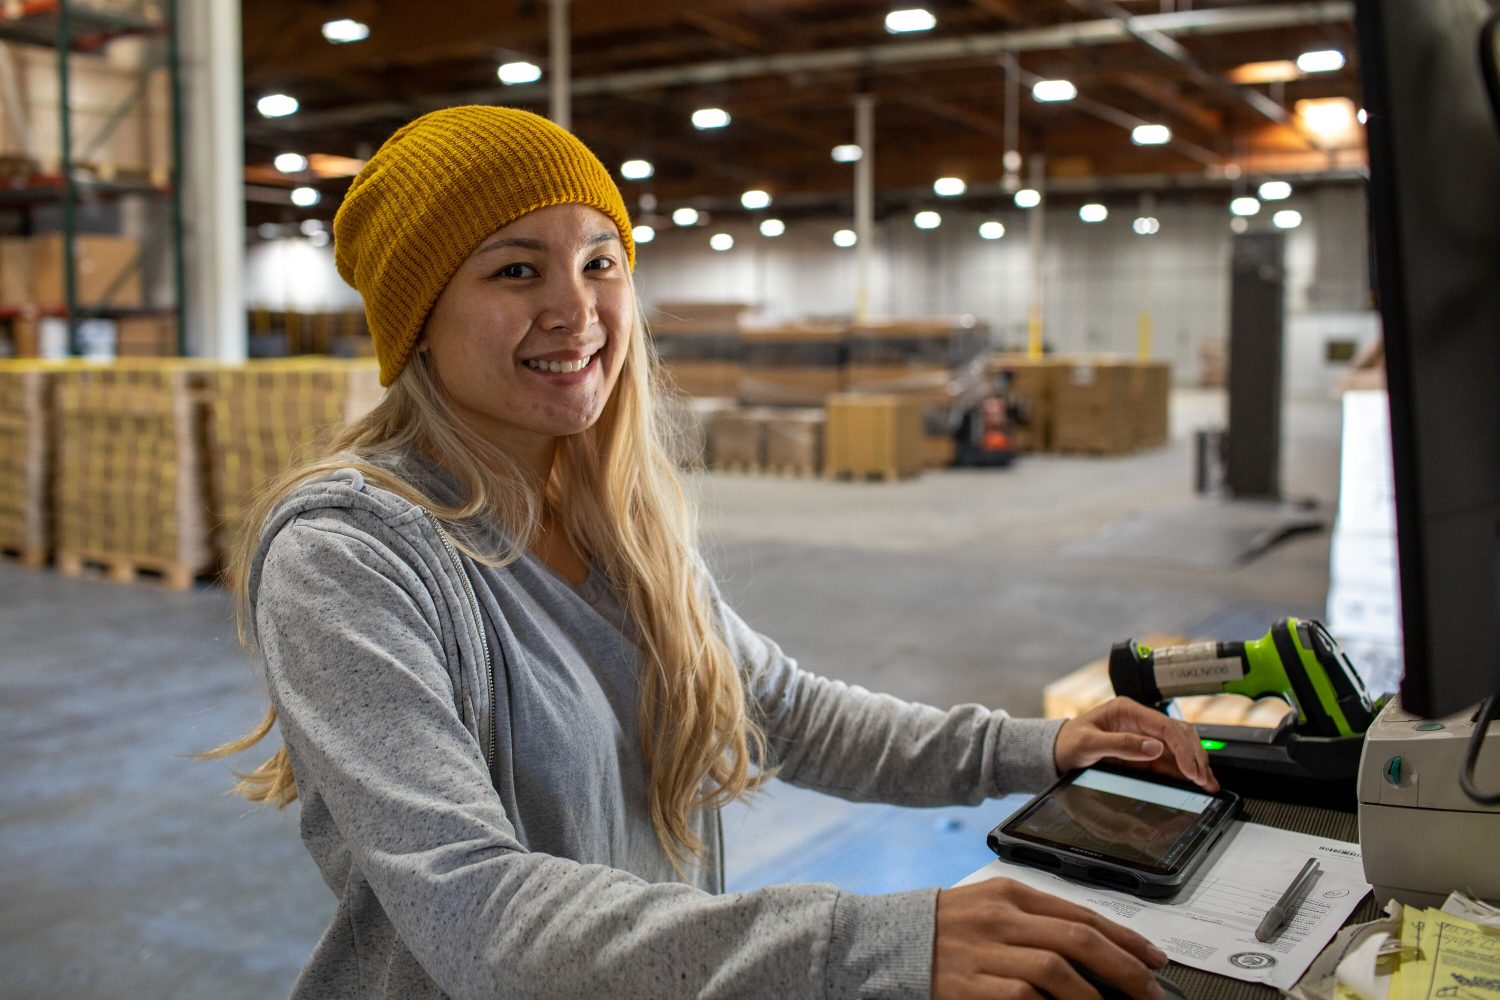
1026;154;1046;358
549;0;571;130
178;0;244;361
853;94;875;322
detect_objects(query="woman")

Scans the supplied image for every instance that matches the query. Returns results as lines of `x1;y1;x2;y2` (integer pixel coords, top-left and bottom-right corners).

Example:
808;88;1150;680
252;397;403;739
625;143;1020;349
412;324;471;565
207;105;1215;1000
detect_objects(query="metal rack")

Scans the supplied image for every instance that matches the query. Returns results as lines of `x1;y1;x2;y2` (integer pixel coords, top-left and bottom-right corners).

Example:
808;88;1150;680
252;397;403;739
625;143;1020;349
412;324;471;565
0;0;184;356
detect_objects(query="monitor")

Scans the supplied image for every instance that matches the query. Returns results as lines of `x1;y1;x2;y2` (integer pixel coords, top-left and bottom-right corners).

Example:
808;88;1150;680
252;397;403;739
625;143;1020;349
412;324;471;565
1354;0;1500;720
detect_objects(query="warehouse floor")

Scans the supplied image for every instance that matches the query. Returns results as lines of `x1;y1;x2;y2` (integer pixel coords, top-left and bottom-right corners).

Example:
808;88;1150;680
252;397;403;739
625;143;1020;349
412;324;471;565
1;389;1347;999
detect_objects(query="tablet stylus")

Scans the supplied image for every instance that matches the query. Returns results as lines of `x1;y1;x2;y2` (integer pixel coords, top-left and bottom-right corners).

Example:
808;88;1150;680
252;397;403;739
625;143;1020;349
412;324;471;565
1254;857;1320;942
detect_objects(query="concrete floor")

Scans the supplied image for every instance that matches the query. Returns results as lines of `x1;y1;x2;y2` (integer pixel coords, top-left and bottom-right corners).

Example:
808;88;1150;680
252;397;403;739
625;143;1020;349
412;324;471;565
0;389;1345;998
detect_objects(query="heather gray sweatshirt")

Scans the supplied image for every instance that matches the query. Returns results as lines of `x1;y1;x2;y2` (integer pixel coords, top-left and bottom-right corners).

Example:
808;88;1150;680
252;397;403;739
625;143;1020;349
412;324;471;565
248;461;1064;1000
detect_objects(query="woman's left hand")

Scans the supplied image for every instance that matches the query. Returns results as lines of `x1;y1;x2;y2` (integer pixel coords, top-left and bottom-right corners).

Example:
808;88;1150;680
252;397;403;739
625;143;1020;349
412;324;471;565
1054;696;1220;791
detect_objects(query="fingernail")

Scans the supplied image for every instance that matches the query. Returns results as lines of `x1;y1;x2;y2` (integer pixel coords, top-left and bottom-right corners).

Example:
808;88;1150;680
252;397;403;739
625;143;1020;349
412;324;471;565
1141;739;1163;756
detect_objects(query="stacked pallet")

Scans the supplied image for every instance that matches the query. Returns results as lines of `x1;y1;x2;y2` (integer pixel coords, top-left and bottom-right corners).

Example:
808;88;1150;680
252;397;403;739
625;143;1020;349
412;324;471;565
206;359;382;553
649;302;752;398
710;408;771;471
824;394;925;482
1052;359;1136;454
1132;360;1172;450
0;360;70;566
764;408;824;476
52;360;217;588
988;353;1069;452
739;322;846;406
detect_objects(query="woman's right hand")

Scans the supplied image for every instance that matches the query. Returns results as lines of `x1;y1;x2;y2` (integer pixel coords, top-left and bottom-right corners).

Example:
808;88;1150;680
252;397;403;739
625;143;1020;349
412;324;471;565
932;878;1169;1000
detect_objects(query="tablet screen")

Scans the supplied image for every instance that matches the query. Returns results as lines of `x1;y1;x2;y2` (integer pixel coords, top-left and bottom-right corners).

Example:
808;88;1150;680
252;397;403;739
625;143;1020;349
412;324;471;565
1007;769;1218;870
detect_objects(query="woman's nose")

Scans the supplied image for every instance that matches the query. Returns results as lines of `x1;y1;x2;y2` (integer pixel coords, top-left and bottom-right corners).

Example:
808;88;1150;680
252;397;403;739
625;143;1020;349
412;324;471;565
537;272;593;333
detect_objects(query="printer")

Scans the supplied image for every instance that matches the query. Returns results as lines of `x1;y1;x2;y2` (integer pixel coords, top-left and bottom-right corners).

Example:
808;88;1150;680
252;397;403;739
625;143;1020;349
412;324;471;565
1358;697;1500;907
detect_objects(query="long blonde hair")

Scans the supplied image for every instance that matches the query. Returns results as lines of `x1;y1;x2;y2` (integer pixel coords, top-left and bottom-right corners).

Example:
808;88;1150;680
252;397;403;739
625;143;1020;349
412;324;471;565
201;300;773;872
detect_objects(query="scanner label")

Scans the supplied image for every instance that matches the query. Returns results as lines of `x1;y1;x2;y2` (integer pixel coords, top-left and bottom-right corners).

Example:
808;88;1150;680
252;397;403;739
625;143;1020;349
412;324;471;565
1154;643;1243;695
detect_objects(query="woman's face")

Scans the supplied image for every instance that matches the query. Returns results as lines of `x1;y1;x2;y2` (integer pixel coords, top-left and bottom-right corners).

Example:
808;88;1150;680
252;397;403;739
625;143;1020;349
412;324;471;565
420;203;633;456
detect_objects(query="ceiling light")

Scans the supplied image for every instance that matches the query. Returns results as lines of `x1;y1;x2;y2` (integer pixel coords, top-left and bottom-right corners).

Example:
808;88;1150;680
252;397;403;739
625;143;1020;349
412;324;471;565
1273;210;1303;230
1132;124;1171;146
1357;108;1369;125
1258;180;1292;201
672;207;700;227
885;8;936;33
831;144;863;163
290;186;320;207
273;152;308;174
1014;188;1041;209
833;229;857;247
1296;49;1346;74
1297;97;1359;141
1228;59;1301;85
759;218;786;237
933;177;966;197
914;211;941;230
308;230;331;247
710;233;734;252
257;94;299;118
1132;216;1160;236
740;189;771;210
1230;217;1250;234
1032;79;1077;103
498;61;543;85
620;159;654;180
1230;196;1261;216
633;224;656;244
320;18;369;43
299;218;323;236
1079;203;1108;223
979;221;1005;240
256;223;279;240
692;108;730;130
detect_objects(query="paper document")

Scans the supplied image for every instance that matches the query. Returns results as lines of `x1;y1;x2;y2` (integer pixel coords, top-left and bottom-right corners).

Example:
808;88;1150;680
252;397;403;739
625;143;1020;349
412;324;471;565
957;820;1373;990
1390;906;1500;999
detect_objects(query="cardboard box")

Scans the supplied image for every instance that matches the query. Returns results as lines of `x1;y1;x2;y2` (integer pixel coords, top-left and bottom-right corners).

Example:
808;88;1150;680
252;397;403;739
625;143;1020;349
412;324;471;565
8;234;144;308
710;408;770;469
739;323;846;407
1051;359;1136;454
989;353;1069;451
824;393;924;480
0;237;30;306
116;316;178;357
764;408;824;473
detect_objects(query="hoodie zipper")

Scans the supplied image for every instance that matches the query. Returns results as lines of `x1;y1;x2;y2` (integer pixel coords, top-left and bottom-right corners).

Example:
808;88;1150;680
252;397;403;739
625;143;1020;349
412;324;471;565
425;512;496;775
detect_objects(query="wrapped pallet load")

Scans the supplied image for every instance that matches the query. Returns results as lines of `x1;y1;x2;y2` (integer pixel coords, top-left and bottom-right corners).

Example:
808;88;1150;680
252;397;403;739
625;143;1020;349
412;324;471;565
987;352;1070;452
0;360;73;566
1051;357;1137;455
738;321;845;407
648;301;751;398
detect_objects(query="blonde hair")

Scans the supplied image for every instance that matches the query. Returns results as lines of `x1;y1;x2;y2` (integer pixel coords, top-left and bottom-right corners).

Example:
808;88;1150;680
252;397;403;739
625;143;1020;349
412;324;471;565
201;299;773;872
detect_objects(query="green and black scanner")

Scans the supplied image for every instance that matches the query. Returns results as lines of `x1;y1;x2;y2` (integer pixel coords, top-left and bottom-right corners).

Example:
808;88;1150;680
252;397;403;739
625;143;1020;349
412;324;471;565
1109;618;1385;805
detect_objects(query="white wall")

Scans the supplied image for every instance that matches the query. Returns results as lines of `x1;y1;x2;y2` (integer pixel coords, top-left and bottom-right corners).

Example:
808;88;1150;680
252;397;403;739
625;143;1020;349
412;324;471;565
243;238;362;312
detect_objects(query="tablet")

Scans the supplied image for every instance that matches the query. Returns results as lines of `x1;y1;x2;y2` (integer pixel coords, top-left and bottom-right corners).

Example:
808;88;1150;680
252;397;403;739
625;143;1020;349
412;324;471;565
987;765;1241;899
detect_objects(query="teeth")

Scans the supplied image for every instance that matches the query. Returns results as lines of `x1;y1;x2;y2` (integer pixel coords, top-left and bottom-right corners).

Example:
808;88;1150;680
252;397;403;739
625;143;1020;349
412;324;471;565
525;353;594;374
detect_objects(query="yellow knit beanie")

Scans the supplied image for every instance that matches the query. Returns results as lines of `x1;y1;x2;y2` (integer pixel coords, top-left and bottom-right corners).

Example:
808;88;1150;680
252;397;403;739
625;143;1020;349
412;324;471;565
333;105;635;385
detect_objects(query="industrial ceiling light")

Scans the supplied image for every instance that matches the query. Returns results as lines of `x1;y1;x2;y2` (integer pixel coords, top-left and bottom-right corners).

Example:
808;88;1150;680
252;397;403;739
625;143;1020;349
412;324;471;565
1296;49;1346;73
1132;216;1160;236
498;61;543;85
914;210;942;230
1131;124;1171;146
256;223;279;240
273;152;308;174
308;230;331;247
709;233;734;252
1230;196;1261;216
1273;210;1303;230
831;144;863;163
620;159;654;180
833;229;857;247
1297;97;1359;141
740;189;771;210
257;94;299;118
1078;203;1108;223
1357;108;1369;125
290;186;320;207
1230;217;1250;234
299;219;324;236
320;18;369;43
692;108;730;129
978;221;1005;240
759;218;786;237
933;177;966;197
1031;79;1077;103
885;8;936;33
1258;180;1292;201
1014;188;1041;209
632;224;656;244
672;207;700;227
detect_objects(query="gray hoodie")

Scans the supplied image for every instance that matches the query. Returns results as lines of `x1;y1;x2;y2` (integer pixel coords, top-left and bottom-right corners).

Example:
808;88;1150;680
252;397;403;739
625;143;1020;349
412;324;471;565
248;461;1064;999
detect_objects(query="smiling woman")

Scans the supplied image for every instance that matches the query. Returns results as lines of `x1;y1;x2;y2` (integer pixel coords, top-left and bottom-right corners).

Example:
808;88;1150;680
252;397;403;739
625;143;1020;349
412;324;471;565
199;104;1209;1000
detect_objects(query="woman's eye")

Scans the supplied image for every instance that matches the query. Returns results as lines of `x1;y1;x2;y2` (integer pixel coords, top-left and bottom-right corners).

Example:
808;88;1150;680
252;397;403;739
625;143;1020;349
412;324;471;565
585;256;614;271
495;263;536;279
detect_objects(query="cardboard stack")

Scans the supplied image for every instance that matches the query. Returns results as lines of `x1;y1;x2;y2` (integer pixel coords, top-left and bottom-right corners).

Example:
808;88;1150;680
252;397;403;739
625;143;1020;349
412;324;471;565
658;393;735;469
988;353;1067;452
1131;360;1172;450
52;360;217;587
764;408;824;475
711;408;771;470
206;359;383;553
116;315;178;357
824;394;925;481
0;233;143;309
649;302;751;398
0;360;69;565
739;322;846;406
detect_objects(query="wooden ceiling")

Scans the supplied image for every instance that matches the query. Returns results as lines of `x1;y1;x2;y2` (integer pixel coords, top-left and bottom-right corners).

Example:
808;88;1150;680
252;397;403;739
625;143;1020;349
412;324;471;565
241;0;1363;225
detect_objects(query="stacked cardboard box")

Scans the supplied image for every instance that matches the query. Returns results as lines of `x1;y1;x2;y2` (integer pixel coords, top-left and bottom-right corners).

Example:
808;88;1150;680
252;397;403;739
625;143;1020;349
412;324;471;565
0;233;143;309
824;394;925;481
649;302;751;398
53;360;217;586
710;408;771;470
764;408;824;475
206;359;383;553
0;360;70;565
988;353;1070;452
1131;360;1172;450
1051;358;1137;454
739;322;846;406
116;315;178;357
658;394;735;469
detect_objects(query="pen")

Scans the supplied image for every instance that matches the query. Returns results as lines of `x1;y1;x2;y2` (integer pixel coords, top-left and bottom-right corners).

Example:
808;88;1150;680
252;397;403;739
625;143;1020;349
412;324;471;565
1255;857;1321;942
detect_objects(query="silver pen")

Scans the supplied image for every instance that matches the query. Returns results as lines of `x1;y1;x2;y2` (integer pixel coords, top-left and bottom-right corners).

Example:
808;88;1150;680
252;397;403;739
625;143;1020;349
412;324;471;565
1255;857;1321;942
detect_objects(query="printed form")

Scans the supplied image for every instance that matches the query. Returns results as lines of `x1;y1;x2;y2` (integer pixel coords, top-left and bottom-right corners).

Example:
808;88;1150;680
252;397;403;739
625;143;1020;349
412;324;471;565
957;821;1373;991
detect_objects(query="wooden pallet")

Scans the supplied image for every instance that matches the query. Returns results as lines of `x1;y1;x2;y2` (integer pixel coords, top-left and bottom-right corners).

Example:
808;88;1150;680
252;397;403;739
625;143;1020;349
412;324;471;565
56;550;207;591
825;467;919;483
0;545;47;569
